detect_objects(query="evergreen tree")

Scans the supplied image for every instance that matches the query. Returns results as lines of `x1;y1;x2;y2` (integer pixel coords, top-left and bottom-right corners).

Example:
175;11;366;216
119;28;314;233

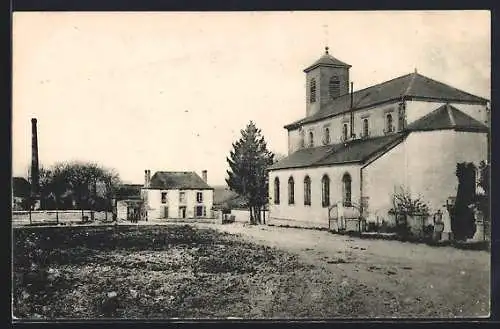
452;162;477;241
226;121;274;224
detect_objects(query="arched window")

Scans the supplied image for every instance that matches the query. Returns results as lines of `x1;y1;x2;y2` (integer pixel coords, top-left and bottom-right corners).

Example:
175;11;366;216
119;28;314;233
309;131;314;147
342;123;349;141
386;114;393;134
274;177;280;205
329;76;340;99
304;176;311;206
288;176;295;205
322;175;330;207
323;127;330;145
299;129;305;148
363;118;369;138
342;173;352;207
310;78;317;103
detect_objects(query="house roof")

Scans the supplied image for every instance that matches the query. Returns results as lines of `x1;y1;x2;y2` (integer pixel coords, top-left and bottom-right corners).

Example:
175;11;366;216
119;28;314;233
12;177;30;198
285;72;488;130
148;171;213;190
268;133;407;170
407;104;489;133
115;184;142;200
303;48;351;72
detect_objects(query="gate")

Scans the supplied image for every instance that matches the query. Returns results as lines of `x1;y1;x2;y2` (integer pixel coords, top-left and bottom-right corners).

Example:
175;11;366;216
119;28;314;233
328;202;365;233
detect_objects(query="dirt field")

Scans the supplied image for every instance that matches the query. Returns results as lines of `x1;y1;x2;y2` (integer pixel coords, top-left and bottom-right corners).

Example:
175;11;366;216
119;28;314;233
12;223;490;319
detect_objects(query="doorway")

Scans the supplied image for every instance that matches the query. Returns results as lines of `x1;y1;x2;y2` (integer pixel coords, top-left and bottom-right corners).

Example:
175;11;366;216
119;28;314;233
179;206;187;219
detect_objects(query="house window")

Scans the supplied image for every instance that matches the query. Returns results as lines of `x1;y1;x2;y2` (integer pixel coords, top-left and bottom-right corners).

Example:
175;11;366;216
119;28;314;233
299;129;305;148
288;176;295;205
179;191;186;203
196;192;203;203
385;114;393;134
304;176;311;206
310;78;317;103
322;175;330;207
342;123;348;141
274;177;280;204
161;192;167;204
329;76;340;99
342;173;352;207
363;118;369;137
195;205;204;217
309;131;314;147
323;127;330;145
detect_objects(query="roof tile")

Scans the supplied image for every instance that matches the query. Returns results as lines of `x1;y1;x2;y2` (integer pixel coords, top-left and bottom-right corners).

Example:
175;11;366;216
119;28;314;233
269;133;406;170
407;104;489;132
149;171;212;190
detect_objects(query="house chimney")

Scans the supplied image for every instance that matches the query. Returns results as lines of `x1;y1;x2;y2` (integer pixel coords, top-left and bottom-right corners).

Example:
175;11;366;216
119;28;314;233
144;169;151;188
202;170;207;183
31;118;40;207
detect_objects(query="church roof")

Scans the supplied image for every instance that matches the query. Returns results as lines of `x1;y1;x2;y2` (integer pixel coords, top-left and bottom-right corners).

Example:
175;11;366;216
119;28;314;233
303;47;351;72
285;71;488;130
148;171;213;190
268;133;407;170
407;104;489;132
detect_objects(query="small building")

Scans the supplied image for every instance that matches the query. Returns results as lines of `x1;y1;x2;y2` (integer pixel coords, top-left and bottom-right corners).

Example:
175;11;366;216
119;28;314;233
116;199;144;221
114;184;144;221
142;170;214;220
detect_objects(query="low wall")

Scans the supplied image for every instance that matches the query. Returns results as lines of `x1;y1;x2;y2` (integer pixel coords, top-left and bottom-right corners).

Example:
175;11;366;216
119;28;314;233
267;216;329;229
12;210;113;224
230;209;269;224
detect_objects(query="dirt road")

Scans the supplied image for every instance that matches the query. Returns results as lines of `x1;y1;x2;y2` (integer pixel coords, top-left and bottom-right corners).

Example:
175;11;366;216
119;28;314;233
192;222;490;317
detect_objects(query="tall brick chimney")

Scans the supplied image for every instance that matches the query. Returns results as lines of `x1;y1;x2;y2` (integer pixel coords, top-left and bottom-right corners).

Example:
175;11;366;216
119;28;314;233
144;169;151;188
31;118;40;209
202;170;207;183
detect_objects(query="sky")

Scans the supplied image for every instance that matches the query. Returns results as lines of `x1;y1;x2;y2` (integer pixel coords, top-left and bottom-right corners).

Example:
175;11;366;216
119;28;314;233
12;11;490;186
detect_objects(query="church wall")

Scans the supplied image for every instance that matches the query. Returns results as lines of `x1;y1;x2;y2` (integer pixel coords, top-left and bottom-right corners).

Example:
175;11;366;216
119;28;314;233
406;100;488;125
361;129;487;223
268;164;360;228
306;70;322;117
288;100;402;152
319;66;350;104
405;130;487;212
362;139;409;223
287;129;301;155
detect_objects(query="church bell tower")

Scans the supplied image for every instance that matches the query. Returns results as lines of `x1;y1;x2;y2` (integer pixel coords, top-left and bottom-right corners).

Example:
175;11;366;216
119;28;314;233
304;47;351;117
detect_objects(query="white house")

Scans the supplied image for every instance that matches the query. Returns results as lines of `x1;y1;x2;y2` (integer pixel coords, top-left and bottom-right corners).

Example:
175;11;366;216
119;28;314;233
268;47;489;229
142;170;214;220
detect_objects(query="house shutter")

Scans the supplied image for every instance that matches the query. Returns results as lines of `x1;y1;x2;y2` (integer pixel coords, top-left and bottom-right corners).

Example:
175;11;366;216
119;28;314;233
194;206;197;217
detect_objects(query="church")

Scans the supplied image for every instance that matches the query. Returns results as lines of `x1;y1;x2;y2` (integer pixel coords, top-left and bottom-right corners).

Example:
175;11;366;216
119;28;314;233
268;47;489;229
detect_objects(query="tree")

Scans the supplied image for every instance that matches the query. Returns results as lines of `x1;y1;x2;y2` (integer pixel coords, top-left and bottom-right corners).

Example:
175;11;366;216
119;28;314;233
226;121;274;225
451;162;477;241
36;161;121;217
